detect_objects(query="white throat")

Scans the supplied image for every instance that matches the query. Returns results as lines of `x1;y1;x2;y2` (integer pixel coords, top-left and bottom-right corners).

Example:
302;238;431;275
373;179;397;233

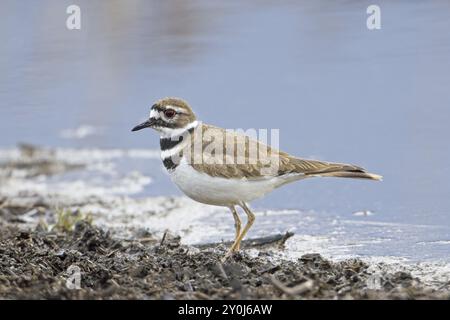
159;120;199;138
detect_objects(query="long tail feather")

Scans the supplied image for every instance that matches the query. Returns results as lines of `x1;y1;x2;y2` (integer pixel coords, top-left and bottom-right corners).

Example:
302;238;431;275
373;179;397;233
289;157;382;181
309;170;383;181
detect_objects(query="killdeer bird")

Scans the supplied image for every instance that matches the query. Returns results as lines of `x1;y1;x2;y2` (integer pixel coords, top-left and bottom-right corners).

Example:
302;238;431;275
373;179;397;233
132;97;381;260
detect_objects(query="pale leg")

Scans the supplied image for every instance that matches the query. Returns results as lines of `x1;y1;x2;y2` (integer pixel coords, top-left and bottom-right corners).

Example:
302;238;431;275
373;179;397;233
222;206;242;262
222;202;255;261
230;206;242;251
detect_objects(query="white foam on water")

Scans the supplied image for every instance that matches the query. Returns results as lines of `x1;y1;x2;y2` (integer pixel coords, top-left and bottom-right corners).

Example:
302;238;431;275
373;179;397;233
271;235;450;289
87;195;226;244
0;147;160;164
60;125;100;139
0;146;160;197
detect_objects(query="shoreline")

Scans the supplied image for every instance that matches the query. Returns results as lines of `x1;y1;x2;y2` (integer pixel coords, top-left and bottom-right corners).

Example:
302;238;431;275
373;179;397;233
1;144;450;299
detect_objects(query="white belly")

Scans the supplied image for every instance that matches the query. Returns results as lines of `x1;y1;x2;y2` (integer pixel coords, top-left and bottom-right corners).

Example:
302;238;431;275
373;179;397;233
169;158;303;206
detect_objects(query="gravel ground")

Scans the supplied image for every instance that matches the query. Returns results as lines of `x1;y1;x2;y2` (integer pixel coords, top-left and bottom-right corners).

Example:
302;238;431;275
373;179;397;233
1;220;449;300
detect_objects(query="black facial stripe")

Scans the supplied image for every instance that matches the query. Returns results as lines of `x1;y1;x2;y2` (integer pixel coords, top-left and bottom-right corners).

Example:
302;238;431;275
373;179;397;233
162;157;178;171
160;135;183;151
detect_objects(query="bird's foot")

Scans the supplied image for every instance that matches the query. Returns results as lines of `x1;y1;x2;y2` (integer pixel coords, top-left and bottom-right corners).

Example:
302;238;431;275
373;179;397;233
221;246;240;263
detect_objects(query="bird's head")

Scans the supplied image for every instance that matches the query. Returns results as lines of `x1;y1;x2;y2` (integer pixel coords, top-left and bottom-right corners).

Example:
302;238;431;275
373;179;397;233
132;97;197;136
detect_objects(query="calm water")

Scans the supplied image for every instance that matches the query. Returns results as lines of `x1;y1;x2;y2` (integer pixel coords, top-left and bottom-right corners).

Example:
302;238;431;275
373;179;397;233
1;1;450;260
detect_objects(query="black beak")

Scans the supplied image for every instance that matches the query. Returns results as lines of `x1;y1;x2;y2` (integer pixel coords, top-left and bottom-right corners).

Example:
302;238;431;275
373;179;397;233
132;119;155;132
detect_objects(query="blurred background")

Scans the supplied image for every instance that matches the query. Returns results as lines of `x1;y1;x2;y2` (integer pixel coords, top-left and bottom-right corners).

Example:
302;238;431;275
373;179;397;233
1;1;450;260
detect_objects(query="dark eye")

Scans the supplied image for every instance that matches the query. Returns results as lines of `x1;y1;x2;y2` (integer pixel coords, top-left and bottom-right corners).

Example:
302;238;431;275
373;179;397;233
164;109;176;118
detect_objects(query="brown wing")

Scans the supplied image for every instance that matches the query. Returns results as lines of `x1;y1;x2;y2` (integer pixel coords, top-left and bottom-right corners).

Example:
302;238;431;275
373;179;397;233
185;124;381;181
184;124;280;178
